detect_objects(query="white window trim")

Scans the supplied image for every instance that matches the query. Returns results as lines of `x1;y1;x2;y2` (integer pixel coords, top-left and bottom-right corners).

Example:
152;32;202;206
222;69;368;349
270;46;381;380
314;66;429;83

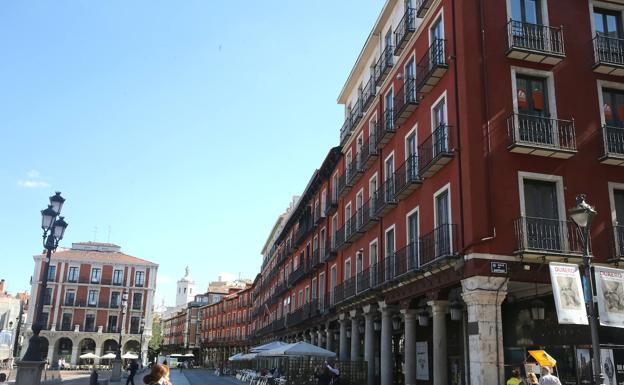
369;113;378;139
433;182;453;227
608;182;624;224
404;50;417;79
517;171;566;220
510;67;557;119
369;173;379;198
405;123;419;160
406;205;421;243
384;151;395;181
134;269;146;287
430;90;448;132
505;0;550;25
385;87;394;113
384;224;396;258
597;80;624;126
369;238;379;267
356;188;364;209
344;257;352;279
428;8;446;46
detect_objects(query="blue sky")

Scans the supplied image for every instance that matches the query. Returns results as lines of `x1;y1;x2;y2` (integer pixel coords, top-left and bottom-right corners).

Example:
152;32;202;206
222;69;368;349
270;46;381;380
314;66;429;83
0;1;383;306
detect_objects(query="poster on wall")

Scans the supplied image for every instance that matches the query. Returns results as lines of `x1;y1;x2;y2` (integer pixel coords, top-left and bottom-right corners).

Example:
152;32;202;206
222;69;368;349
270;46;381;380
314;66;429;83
594;266;624;328
549;262;588;325
416;341;429;381
601;348;617;385
576;348;592;384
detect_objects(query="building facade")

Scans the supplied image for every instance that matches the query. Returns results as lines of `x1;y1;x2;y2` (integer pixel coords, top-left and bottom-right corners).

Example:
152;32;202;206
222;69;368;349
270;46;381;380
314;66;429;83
0;280;27;362
176;267;195;307
23;242;158;366
194;0;624;384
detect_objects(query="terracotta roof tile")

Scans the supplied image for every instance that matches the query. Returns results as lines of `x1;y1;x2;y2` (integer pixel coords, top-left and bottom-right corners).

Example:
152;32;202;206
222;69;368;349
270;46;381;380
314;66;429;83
42;248;157;267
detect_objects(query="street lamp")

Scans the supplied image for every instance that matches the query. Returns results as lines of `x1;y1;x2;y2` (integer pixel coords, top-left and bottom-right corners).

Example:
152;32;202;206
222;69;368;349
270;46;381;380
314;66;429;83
111;289;129;382
139;319;146;366
569;194;604;385
22;193;68;362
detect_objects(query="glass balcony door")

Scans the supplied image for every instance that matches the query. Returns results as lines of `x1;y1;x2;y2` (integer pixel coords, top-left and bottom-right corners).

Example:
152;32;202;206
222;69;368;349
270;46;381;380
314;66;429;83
511;0;544;50
516;75;553;145
523;180;561;251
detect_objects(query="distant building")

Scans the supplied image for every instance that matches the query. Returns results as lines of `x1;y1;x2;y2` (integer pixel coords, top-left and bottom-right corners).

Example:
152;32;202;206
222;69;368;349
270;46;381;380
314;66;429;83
0;280;25;362
175;267;195;307
23;241;158;366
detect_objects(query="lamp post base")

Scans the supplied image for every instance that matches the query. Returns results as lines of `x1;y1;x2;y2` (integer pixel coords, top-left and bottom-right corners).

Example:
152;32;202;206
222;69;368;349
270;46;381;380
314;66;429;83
111;359;123;382
14;360;46;385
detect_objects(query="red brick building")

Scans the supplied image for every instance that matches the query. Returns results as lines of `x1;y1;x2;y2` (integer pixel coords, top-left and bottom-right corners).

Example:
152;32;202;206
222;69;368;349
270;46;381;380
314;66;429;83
24;242;158;366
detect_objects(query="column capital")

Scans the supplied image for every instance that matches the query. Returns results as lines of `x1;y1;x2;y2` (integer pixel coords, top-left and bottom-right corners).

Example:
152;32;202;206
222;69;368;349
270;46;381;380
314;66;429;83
349;309;360;319
427;300;449;315
362;303;378;316
339;313;349;322
400;308;418;320
377;301;398;313
461;276;508;306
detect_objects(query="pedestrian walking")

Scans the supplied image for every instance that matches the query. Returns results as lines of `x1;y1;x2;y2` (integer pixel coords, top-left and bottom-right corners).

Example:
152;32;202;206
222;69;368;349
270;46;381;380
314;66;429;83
538;366;562;385
126;359;139;385
143;363;171;385
507;368;525;385
89;368;99;385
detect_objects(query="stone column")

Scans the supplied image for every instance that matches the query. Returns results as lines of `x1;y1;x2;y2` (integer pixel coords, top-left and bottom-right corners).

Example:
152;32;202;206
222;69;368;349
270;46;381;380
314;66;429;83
350;310;360;361
378;302;394;385
428;300;448;385
46;343;55;366
401;309;417;385
70;342;79;365
462;276;508;385
339;314;349;361
317;329;323;347
325;323;334;352
94;344;103;366
363;304;376;385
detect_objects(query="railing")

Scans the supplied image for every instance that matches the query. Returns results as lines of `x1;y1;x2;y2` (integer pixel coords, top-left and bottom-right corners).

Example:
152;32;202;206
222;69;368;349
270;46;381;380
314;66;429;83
374;45;394;85
335;223;350;250
507;113;576;152
362;75;377;110
420;224;458;266
346;155;361;185
513;217;583;255
394;154;421;196
394;77;418;123
360;130;378;167
506;20;565;57
290;259;310;285
416;38;447;92
311;248;320;268
614;225;624;258
351;98;364;129
324;190;338;215
415;0;435;18
314;204;322;225
603;125;624;158
394;7;416;55
418;123;453;173
594;34;624;68
340;118;352;145
373;178;397;217
294;220;313;246
358;198;378;231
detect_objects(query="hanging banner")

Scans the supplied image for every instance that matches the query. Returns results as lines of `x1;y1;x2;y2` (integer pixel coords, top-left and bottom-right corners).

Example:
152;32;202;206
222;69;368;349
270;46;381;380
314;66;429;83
549;262;588;325
594;266;624;328
416;341;429;380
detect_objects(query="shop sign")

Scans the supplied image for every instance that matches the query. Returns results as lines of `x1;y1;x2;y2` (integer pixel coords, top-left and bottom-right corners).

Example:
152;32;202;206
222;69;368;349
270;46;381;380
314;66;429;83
416;341;429;380
491;261;507;274
549;262;588;325
594;266;624;328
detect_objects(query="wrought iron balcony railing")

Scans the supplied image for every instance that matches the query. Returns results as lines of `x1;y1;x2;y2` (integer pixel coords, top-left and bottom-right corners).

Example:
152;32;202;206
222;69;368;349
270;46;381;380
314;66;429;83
360;130;378;170
419;224;458;266
362;75;377;111
415;0;435;18
340;118;352;145
513;216;583;256
418;123;453;177
416;38;448;94
506;20;565;65
374;45;395;86
375;108;396;150
593;34;624;76
351;98;364;129
394;7;416;55
394;154;421;199
394;77;418;125
600;125;624;166
507;113;576;158
614;225;624;259
373;178;398;217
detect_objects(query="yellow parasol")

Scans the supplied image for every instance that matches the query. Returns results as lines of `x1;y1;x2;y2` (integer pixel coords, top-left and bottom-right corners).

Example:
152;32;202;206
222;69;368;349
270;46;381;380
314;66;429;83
528;350;557;367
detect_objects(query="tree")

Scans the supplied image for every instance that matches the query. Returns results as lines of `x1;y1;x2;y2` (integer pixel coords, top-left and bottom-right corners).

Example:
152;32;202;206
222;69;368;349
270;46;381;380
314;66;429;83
148;315;163;362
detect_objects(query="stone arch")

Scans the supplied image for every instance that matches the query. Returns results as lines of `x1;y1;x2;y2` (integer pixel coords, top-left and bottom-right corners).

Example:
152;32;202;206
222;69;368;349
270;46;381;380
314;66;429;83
54;337;73;364
102;339;118;354
39;336;50;361
123;339;140;355
78;338;96;354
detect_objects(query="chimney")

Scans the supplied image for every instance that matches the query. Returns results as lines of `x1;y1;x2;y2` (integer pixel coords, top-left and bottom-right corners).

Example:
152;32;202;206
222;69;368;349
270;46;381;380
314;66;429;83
0;279;5;294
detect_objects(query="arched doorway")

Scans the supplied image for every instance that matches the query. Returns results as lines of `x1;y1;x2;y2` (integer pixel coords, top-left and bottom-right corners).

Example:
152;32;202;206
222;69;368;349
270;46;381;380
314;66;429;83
55;337;72;366
78;338;96;365
123;340;140;355
39;336;49;361
102;339;118;354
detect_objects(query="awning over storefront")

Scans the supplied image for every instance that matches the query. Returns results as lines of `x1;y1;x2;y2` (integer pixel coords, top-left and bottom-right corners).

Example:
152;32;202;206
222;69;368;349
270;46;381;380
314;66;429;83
528;350;557;367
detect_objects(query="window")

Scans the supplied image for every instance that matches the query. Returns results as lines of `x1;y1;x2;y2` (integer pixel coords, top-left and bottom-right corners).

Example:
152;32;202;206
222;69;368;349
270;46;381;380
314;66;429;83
385;154;395;200
312;277;318;301
319;273;326;308
61;313;72;331
346;150;353;179
344;259;352;280
305;286;310;303
135;271;145;287
407;208;419;268
90;268;101;283
298;290;303;308
133;293;143;310
43;288;52;305
611;186;624;256
406;130;418;180
385;227;396;259
603;88;624;127
430;16;445;63
67;267;78;283
130;316;141;334
40;312;48;328
111;291;120;308
515;74;554;144
595;8;622;38
331;215;338;248
435;188;452;257
384;28;393;51
356;251;363;276
330;265;337;305
85;314;95;332
332;173;339;202
321;189;327;216
356;190;364;228
88;290;98;306
369;174;378;213
523;179;560;250
113;269;123;285
64;290;75;306
511;0;542;24
405;56;416;101
48;265;56;282
345;203;352;234
384;89;394;130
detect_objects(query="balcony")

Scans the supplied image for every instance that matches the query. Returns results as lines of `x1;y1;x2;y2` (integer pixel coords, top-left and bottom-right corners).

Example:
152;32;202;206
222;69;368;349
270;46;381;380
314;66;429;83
505;20;565;65
415;0;435;18
376;108;396;149
311;248;320;269
357;198;378;233
290;260;310;286
420;224;458;266
507;114;576;158
324;191;338;216
351;98;364;129
513;217;583;257
362;75;377;111
337;170;353;198
346;155;363;186
394;78;419;125
387;242;420;281
340;118;352;146
416;39;448;94
600;125;624;166
333;225;349;251
593;34;624;76
294;220;313;246
613;226;624;260
374;178;398;217
314;205;323;226
345;214;361;243
394;154;421;199
360;131;379;169
418;124;453;178
394;7;416;55
374;45;394;86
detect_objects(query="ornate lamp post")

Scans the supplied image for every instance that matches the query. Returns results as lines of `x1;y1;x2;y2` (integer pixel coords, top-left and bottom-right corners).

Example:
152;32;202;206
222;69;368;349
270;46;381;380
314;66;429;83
16;192;67;385
111;289;129;381
139;319;146;366
569;194;604;385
